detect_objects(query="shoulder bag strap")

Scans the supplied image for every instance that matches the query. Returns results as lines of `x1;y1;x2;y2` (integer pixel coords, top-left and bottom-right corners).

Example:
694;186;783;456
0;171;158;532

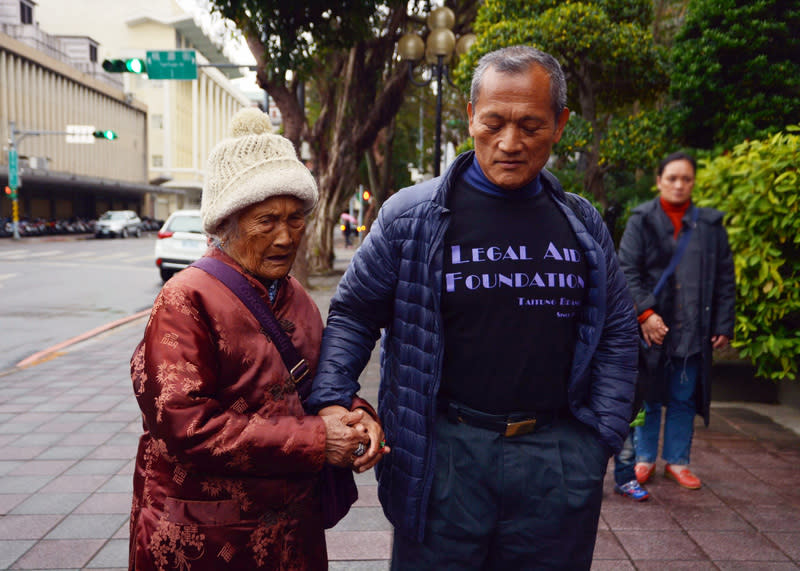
191;257;311;396
652;206;698;297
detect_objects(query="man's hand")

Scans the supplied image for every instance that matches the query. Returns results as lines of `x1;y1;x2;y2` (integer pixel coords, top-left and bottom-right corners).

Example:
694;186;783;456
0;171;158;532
351;411;390;473
641;312;669;347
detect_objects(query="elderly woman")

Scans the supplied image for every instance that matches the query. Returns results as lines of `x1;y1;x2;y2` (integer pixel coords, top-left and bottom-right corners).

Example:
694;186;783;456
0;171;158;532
129;108;385;570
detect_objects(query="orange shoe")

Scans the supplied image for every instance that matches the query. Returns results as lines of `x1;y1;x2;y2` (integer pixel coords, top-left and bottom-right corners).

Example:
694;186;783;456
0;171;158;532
635;462;656;484
664;464;702;489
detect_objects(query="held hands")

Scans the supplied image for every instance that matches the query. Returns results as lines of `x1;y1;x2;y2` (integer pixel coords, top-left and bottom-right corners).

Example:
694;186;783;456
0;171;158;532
319;405;390;473
641;312;669;347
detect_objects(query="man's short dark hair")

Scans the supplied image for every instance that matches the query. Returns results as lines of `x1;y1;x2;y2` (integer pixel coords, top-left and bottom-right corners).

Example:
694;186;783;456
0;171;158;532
470;45;567;121
658;152;697;176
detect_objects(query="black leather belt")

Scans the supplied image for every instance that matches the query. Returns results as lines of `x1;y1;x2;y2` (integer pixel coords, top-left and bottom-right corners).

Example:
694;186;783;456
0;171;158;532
439;399;564;437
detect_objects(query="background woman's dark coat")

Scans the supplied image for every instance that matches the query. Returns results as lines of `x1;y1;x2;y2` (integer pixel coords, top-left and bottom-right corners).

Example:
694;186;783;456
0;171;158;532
618;197;736;425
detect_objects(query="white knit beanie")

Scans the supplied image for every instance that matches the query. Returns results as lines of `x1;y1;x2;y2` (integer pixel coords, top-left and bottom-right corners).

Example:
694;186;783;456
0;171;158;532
201;107;318;235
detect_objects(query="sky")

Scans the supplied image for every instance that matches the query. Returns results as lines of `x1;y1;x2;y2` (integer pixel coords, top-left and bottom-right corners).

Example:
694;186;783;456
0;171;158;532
173;0;261;96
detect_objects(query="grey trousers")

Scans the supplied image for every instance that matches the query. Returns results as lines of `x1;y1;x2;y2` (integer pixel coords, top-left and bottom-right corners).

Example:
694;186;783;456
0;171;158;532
391;411;610;570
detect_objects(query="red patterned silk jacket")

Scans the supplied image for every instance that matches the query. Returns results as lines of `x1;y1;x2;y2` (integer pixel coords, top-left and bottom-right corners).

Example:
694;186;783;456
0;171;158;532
130;248;332;570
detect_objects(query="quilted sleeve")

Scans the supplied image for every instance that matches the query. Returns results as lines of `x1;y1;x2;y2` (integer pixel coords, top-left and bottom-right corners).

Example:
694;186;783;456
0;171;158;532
306;206;399;412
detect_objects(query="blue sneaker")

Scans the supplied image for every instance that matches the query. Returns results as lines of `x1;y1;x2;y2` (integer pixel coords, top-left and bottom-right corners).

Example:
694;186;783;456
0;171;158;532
614;479;650;501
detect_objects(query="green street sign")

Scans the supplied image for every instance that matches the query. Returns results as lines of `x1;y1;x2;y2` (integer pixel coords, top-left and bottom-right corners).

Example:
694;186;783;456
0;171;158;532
8;148;18;190
146;50;197;80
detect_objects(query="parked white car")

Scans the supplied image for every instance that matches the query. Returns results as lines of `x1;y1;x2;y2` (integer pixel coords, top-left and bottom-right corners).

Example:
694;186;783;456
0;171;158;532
95;210;141;238
154;209;207;282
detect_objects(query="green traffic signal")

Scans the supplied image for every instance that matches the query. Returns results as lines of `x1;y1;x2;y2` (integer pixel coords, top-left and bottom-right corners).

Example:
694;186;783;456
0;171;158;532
102;58;146;74
93;130;118;140
125;58;145;73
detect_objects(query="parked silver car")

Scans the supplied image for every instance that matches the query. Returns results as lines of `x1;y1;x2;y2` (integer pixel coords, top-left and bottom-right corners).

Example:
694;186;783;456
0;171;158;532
154;209;207;282
95;210;142;238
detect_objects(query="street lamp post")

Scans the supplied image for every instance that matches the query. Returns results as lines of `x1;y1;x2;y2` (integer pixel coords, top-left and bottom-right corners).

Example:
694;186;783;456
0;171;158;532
397;7;475;177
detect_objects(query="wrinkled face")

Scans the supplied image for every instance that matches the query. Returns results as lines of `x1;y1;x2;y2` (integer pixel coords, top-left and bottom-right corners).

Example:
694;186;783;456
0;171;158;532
657;159;695;206
468;65;569;190
225;196;306;280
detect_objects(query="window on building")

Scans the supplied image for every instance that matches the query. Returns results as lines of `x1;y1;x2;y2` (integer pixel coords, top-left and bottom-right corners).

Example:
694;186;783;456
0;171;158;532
152;114;164;129
89;45;97;63
20;1;33;24
152;155;164;167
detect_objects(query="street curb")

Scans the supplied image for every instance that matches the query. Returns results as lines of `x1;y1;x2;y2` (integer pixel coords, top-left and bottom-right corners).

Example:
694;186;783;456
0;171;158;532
13;308;152;369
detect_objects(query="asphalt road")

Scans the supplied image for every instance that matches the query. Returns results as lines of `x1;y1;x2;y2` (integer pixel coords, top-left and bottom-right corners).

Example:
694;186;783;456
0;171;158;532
0;234;163;369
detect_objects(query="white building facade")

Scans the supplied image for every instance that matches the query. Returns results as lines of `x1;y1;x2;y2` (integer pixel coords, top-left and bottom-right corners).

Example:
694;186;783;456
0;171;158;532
1;0;254;222
0;0;157;220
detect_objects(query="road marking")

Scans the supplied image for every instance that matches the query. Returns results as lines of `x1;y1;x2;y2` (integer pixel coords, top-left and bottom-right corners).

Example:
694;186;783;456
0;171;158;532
128;255;156;263
0;273;18;287
1;249;63;260
0;249;27;257
88;252;132;261
27;249;64;258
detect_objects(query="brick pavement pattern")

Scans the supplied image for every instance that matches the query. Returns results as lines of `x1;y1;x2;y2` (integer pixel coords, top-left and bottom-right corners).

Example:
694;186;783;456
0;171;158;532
1;245;799;569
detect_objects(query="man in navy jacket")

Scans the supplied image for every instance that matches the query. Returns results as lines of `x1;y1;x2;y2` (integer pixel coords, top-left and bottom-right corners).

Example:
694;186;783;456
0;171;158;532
308;45;638;569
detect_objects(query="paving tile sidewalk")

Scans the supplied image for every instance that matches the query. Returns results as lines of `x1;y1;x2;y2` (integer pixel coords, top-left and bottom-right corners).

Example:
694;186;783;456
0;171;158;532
1;245;799;569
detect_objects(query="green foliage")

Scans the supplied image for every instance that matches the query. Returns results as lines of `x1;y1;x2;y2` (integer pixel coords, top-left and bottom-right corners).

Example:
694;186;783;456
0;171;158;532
454;0;669;206
457;2;667;115
207;0;400;77
693;126;800;380
599;109;672;174
670;0;800;149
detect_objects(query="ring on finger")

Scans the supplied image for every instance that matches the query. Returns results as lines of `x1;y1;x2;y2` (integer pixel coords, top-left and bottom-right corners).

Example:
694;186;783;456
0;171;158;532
354;442;367;457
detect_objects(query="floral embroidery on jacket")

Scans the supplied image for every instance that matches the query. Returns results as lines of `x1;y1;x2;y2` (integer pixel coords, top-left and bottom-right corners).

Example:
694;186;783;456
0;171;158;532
157;286;202;322
249;512;288;568
212;316;232;355
200;478;253;513
154;361;201;423
142;438;177;507
149;512;206;571
131;344;147;395
279;318;296;335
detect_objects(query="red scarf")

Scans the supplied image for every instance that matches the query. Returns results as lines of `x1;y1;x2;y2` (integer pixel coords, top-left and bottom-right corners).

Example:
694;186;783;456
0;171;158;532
660;197;690;239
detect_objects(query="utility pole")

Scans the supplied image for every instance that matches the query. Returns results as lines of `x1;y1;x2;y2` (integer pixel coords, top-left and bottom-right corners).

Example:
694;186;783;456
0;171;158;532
7;122;22;240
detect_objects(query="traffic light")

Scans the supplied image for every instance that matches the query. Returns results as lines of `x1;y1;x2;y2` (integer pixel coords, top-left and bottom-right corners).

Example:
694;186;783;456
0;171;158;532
362;189;371;202
93;130;118;140
102;58;146;74
4;186;10;195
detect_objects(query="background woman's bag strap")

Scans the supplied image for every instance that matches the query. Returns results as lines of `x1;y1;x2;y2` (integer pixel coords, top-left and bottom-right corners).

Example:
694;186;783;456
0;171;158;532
191;257;311;395
652;206;699;298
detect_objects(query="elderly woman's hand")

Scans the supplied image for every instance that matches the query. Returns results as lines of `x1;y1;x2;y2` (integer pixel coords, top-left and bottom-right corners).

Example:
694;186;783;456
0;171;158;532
318;406;389;472
319;406;369;467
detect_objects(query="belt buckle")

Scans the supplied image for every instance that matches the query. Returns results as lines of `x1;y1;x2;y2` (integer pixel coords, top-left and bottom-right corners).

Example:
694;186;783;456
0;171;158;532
504;418;537;437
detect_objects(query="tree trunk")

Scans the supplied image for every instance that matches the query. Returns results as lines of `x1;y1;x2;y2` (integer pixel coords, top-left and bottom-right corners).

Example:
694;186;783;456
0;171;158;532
243;8;413;274
575;66;608;208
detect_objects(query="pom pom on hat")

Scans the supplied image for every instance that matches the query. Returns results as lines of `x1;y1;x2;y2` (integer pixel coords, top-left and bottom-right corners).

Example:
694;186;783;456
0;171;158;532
201;107;318;235
230;107;273;136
